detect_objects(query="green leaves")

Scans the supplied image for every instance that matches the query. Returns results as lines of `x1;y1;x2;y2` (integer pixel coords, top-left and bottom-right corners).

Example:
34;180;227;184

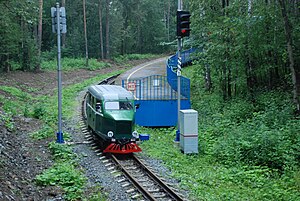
0;111;14;131
190;0;298;99
36;162;86;200
48;141;75;161
41;58;111;71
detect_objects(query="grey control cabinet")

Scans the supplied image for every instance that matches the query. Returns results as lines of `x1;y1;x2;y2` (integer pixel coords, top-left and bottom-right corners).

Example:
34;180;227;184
179;109;198;154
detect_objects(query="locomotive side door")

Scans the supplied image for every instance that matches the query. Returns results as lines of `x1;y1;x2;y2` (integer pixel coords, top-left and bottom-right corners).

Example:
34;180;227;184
95;99;104;133
86;93;98;131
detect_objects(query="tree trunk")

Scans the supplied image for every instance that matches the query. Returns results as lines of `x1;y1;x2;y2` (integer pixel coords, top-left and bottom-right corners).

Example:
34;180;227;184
278;0;300;111
246;0;255;101
105;0;110;59
83;0;89;66
35;0;43;71
221;0;230;100
137;0;142;53
98;0;104;60
167;0;170;42
2;54;10;73
205;64;212;91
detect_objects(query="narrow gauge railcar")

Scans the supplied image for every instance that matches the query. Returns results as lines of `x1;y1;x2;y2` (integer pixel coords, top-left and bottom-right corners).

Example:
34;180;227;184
86;85;141;154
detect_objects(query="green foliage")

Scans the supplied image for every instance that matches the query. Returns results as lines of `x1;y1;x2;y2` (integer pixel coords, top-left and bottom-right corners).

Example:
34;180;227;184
32;104;46;119
48;142;75;161
0;112;14;131
36;162;86;201
189;0;298;100
42;47;77;61
185;64;300;171
1;86;49;120
30;125;54;140
137;64;300;200
209;91;299;170
87;60;111;71
41;58;111;71
84;190;107;201
1;86;31;101
1;86;33;117
138;127;300;201
113;54;157;63
2;99;19;116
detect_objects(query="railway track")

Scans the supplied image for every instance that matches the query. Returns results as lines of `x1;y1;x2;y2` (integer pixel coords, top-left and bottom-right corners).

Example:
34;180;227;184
80;74;186;201
110;154;184;201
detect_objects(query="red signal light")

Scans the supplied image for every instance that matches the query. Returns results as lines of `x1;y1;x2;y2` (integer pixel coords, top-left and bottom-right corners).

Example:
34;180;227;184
177;11;191;38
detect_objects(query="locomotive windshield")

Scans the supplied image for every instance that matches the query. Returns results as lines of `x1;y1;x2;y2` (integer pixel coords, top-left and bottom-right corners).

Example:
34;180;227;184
105;101;133;110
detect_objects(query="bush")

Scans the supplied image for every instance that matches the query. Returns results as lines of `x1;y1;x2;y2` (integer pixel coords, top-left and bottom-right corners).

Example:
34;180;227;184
41;58;111;71
36;162;86;200
212;93;299;170
32;104;46;119
30;125;54;140
48;141;75;161
113;54;156;63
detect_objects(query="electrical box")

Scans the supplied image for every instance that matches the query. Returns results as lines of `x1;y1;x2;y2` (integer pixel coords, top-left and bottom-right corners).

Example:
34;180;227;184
179;109;198;154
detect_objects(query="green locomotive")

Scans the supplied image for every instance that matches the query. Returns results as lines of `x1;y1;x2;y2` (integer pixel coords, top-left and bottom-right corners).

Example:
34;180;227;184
85;85;141;154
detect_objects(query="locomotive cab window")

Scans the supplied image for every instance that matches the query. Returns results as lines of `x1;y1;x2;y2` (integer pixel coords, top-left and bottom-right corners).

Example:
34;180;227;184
120;101;133;110
105;101;133;110
96;100;102;113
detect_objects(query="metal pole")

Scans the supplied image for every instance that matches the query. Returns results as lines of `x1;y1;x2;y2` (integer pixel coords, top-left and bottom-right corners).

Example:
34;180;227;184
176;0;182;142
56;2;64;143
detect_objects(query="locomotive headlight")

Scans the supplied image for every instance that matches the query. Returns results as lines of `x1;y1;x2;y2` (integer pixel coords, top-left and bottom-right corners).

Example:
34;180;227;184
107;131;114;137
132;131;138;138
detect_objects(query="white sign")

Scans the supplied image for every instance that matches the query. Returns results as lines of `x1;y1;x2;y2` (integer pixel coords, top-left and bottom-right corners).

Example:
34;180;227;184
127;82;136;91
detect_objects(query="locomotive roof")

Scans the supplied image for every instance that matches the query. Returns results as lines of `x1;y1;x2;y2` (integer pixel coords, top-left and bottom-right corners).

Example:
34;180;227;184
88;85;134;101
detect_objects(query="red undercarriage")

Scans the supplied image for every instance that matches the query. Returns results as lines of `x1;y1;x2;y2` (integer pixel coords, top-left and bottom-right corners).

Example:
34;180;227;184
103;142;142;154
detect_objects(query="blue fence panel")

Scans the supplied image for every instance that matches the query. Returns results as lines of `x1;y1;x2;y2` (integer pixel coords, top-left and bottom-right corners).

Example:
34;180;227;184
120;48;196;127
166;48;196;99
166;67;190;99
122;75;189;100
135;99;191;127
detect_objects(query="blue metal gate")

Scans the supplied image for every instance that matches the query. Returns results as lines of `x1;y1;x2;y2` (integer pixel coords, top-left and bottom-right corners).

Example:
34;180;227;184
122;75;191;126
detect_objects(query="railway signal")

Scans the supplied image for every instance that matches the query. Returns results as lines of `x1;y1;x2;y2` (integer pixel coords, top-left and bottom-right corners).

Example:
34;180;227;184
177;10;191;38
51;6;67;34
51;3;67;143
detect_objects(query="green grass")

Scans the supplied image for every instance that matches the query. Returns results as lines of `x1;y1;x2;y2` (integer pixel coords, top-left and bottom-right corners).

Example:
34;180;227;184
137;64;300;201
36;162;86;200
138;127;299;201
1;86;32;100
0;110;14;131
41;58;111;71
113;53;157;63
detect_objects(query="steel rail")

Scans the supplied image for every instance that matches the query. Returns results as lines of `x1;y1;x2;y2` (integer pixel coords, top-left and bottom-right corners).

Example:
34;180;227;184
98;73;120;85
111;154;157;201
111;154;184;201
81;74;184;200
132;155;184;201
